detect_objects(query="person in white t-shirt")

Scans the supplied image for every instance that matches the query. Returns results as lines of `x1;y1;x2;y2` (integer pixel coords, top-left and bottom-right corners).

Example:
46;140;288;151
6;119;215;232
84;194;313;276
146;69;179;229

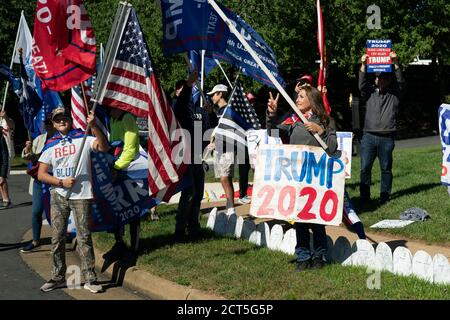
37;107;109;293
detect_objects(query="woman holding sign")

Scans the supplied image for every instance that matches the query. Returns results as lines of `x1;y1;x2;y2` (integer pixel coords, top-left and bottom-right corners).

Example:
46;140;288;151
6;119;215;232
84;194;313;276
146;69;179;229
266;85;338;271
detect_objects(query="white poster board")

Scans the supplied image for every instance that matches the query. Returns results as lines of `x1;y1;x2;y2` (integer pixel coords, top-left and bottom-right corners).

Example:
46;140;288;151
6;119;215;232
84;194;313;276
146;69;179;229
336;131;353;179
246;129;282;169
249;144;345;226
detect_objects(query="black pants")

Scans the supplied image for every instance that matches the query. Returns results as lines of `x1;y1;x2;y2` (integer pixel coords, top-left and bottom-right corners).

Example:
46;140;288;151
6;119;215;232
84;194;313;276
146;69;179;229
238;148;250;198
175;164;205;236
114;218;141;251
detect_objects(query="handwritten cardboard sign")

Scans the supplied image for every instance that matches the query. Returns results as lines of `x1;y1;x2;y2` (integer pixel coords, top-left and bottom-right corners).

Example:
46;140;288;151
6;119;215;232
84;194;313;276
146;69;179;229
249;144;345;226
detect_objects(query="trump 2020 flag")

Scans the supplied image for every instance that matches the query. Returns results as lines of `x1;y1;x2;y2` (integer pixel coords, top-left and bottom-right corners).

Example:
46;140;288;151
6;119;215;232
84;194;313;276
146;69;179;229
215;82;261;153
32;0;96;91
160;0;229;55
209;4;285;88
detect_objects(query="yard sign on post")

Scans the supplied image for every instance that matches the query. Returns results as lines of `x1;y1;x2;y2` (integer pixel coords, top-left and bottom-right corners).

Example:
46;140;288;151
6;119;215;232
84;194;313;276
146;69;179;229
249;144;346;226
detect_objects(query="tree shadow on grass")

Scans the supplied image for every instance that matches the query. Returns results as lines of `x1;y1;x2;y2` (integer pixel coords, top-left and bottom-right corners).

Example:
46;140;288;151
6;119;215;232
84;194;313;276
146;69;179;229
353;183;441;214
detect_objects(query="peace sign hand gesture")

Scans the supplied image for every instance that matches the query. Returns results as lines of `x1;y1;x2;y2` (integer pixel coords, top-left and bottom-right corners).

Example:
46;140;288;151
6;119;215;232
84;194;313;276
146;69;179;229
267;91;280;116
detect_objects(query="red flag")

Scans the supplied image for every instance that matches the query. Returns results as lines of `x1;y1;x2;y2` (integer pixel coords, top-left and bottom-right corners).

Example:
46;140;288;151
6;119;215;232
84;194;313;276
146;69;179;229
32;0;96;91
316;0;331;114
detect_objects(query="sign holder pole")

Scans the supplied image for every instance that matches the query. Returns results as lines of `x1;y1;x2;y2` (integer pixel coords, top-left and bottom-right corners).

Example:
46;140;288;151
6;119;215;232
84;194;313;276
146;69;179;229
208;0;328;151
65;2;132;199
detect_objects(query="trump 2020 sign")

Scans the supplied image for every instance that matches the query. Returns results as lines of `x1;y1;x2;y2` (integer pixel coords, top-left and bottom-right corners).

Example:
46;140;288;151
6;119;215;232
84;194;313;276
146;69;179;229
249;144;346;226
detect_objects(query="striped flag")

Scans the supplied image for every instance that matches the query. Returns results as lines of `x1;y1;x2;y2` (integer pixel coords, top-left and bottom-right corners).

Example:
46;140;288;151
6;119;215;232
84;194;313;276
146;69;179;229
71;80;92;130
215;82;261;152
97;7;187;201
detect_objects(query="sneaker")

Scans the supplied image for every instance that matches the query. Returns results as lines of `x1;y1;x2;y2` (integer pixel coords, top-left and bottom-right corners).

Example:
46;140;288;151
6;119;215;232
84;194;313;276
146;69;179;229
311;257;326;269
83;281;103;293
0;200;11;210
238;195;251;204
40;279;65;292
296;260;311;272
20;242;40;253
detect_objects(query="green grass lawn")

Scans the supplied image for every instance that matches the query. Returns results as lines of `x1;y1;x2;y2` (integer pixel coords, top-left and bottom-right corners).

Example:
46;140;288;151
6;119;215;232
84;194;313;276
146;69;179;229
11;155;28;169
346;145;450;245
93;145;450;299
93;204;450;299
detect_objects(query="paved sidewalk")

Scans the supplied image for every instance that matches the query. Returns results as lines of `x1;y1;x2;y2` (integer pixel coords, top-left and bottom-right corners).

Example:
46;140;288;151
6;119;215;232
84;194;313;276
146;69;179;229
20;228;147;300
21;226;224;300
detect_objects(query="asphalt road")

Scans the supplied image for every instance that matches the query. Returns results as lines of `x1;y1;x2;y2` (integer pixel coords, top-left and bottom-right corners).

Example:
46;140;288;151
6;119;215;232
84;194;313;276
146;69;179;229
0;174;71;300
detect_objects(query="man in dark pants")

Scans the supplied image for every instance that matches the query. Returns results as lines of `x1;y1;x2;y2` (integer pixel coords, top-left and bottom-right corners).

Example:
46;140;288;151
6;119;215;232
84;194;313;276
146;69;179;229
359;51;405;205
173;71;217;241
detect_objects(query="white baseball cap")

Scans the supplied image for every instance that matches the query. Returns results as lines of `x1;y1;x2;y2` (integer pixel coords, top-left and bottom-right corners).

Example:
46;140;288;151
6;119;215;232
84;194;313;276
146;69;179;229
207;84;228;96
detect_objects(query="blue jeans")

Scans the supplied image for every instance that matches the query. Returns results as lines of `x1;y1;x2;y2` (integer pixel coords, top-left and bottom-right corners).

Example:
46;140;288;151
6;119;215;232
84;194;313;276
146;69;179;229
176;164;205;235
360;132;395;198
295;223;328;262
32;180;44;241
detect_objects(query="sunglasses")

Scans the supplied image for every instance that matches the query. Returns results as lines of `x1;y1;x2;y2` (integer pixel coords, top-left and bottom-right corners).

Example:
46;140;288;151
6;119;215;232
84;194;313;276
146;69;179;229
53;116;70;123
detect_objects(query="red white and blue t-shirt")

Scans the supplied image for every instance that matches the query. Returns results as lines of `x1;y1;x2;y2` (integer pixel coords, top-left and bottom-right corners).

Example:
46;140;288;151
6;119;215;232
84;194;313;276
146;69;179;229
39;130;96;200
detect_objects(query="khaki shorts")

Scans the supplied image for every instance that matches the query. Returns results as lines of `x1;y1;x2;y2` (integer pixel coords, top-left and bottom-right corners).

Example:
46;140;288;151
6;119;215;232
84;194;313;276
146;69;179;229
214;151;235;178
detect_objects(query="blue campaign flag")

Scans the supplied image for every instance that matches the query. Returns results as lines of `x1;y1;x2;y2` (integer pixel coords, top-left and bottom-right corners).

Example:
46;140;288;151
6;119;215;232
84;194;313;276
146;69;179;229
0;64;21;93
208;4;285;88
0;63;42;132
160;0;229;55
189;50;217;105
22;55;63;138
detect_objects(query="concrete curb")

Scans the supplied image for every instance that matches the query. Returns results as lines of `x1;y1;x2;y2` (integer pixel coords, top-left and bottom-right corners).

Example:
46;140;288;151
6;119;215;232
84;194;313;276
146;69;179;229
93;248;225;300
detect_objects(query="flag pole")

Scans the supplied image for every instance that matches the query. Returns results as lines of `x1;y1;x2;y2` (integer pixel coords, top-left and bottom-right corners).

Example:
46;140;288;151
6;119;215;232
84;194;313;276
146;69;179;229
79;82;91;133
214;58;234;90
183;54;209;108
65;2;131;200
200;50;205;108
207;0;328;151
1;11;23;113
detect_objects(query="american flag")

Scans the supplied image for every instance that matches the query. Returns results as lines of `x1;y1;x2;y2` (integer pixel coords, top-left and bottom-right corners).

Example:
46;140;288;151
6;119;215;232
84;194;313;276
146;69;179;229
71;80;91;130
98;7;187;201
215;82;261;152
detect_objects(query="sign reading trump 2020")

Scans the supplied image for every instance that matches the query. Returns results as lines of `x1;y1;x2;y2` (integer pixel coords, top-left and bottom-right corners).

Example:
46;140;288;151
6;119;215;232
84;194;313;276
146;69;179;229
366;39;392;73
249;144;346;226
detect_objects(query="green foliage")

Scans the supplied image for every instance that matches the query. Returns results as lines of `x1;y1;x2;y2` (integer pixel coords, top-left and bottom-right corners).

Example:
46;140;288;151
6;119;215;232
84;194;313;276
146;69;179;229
0;1;449;95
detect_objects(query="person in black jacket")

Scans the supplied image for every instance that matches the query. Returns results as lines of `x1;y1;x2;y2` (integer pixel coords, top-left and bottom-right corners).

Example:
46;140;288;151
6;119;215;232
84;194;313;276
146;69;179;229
0;132;8;203
359;51;405;205
172;71;218;241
